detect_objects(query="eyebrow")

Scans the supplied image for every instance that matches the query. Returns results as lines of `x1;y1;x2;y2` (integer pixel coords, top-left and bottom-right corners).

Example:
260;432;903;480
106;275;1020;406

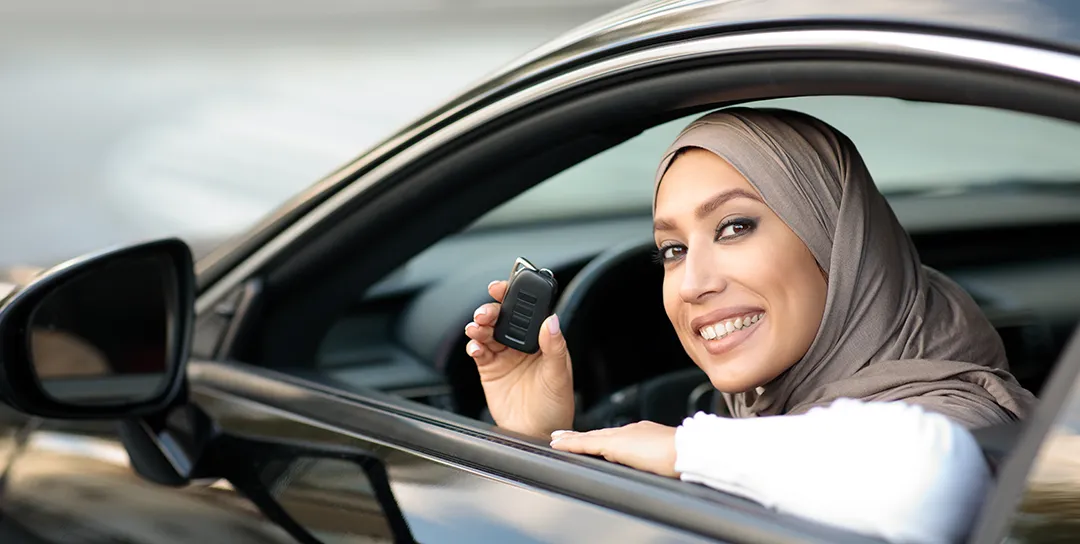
653;188;764;232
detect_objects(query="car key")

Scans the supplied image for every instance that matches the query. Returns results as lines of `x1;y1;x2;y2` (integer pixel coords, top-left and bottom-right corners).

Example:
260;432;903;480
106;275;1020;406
492;257;558;354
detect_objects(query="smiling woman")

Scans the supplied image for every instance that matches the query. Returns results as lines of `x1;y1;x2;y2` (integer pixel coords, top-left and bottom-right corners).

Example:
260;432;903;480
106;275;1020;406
650;107;1034;426
465;106;1039;543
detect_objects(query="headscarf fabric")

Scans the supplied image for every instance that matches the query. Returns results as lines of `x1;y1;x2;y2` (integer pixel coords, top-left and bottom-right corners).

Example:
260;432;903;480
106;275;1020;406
653;107;1036;429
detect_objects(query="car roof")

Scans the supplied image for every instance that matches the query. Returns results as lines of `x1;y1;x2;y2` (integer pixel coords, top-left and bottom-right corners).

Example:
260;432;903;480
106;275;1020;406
514;0;1080;66
195;0;1080;289
355;0;1080;194
355;0;1080;202
450;0;1080;123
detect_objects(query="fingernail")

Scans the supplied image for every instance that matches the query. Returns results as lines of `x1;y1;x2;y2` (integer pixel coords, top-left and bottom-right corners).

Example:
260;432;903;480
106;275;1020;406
467;343;481;356
474;307;487;319
551;429;573;439
547;314;560;335
465;322;477;333
488;280;499;290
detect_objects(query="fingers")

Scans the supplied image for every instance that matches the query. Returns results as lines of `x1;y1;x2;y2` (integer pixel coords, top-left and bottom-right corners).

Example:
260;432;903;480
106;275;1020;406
537;314;568;361
465;320;494;342
465;322;507;351
488;280;508;303
549;429;611;459
464;289;510;363
465;322;507;360
465;339;495;366
473;302;500;327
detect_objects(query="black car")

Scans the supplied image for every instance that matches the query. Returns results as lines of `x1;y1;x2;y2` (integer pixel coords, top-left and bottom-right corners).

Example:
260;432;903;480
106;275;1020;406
1;0;1080;542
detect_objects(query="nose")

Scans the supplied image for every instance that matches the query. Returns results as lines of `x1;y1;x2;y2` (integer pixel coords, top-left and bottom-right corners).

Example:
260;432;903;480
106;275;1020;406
678;243;727;303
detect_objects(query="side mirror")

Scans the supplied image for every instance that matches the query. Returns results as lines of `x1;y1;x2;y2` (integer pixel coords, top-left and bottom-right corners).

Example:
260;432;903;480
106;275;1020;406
0;238;194;418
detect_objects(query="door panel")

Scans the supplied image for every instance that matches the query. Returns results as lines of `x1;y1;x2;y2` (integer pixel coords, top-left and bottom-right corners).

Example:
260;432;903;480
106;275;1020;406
0;384;716;544
191;360;869;544
0;417;295;543
193;388;716;544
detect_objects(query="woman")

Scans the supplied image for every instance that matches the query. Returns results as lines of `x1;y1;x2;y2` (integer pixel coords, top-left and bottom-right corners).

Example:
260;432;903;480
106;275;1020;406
464;108;1037;542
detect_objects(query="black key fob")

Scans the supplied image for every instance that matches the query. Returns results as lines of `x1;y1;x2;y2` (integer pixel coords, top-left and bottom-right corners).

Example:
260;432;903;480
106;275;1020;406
493;257;558;354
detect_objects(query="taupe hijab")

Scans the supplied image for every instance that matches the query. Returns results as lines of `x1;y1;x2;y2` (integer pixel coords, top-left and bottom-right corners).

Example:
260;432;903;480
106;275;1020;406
654;107;1036;429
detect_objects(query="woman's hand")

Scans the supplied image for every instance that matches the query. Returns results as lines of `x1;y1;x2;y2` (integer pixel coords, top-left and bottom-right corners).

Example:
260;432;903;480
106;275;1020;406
549;421;679;478
465;280;575;440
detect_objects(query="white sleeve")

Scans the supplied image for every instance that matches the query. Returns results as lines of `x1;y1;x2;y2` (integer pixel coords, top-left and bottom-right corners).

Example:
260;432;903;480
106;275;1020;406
673;398;991;544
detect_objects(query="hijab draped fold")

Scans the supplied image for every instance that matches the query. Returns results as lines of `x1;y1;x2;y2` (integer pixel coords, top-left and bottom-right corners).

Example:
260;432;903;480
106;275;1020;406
654;108;1036;428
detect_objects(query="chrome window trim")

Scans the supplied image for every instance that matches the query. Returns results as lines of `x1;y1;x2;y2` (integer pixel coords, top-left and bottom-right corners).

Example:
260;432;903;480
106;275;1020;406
195;28;1080;314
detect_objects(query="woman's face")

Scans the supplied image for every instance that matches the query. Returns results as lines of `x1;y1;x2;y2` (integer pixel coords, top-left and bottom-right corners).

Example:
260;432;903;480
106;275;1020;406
653;148;827;393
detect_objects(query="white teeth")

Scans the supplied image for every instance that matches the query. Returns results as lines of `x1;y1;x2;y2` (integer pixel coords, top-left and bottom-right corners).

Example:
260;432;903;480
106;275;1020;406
699;313;765;340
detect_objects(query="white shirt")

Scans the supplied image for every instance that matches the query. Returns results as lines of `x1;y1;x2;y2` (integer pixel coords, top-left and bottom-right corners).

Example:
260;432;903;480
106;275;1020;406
674;398;991;544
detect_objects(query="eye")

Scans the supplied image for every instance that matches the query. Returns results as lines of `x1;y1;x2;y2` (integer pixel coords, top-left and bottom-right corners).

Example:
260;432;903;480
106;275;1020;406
652;244;685;264
715;217;758;241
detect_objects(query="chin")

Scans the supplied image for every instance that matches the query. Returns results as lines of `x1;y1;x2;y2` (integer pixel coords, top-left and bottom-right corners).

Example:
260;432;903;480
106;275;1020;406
708;374;766;395
692;353;769;394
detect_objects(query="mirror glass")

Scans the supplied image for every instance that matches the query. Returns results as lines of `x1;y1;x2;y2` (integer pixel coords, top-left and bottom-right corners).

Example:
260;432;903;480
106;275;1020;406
258;456;398;543
28;254;173;405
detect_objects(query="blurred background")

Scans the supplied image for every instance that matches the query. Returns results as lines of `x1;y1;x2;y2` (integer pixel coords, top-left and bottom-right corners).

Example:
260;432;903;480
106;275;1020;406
0;0;631;268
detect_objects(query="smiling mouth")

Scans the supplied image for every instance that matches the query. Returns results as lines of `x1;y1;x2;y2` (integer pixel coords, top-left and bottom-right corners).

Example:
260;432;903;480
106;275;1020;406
698;312;765;340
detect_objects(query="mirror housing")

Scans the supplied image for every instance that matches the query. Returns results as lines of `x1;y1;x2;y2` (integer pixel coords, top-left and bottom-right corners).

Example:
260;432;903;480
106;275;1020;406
0;238;194;419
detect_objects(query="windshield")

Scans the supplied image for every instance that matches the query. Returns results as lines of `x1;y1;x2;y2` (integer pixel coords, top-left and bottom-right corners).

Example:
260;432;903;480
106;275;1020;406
473;96;1080;228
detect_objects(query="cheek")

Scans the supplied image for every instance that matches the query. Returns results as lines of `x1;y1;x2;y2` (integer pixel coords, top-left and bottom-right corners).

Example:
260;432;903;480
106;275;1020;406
661;268;683;325
757;234;827;338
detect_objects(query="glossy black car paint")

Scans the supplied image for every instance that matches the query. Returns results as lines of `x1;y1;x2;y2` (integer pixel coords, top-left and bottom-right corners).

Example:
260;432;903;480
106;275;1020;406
1;1;1079;543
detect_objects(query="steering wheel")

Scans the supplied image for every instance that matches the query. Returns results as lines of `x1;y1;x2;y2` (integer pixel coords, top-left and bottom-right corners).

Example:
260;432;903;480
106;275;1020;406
574;367;722;430
554;238;718;431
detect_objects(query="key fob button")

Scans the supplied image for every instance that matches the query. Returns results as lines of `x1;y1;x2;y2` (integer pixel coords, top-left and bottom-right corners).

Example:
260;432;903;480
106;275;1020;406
492;257;558;354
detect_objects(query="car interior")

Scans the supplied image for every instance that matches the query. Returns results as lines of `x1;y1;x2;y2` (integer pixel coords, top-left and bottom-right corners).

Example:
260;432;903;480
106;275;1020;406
208;58;1080;474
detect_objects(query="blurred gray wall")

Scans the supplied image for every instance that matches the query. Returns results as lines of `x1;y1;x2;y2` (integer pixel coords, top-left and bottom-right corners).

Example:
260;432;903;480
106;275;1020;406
0;0;630;266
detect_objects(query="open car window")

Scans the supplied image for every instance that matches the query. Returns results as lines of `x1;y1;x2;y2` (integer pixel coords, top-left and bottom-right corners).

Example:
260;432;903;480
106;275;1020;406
335;95;1080;405
290;92;1080;543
